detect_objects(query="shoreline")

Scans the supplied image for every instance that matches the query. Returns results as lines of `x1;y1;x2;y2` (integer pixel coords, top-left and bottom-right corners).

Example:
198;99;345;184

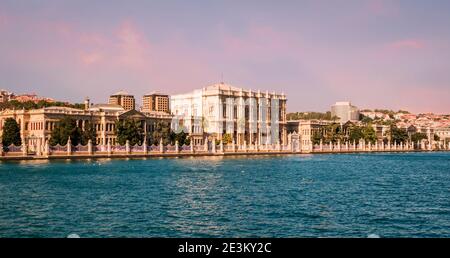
0;149;448;161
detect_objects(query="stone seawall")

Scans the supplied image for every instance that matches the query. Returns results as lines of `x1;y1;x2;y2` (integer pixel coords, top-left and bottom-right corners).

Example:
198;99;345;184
0;149;447;161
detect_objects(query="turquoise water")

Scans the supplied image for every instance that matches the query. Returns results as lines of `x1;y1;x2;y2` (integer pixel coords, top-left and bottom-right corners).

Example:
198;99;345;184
1;152;450;238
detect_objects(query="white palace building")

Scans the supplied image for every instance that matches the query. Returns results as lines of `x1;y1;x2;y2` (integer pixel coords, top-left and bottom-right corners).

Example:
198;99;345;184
170;83;288;146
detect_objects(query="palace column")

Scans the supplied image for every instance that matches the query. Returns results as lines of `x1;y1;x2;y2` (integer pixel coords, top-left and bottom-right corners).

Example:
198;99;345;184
101;114;106;146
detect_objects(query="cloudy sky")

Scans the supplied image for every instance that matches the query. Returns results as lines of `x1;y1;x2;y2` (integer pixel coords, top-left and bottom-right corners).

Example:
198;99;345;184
1;0;450;113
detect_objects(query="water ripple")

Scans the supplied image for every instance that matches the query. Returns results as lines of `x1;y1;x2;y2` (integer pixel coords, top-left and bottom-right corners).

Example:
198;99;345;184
1;152;450;237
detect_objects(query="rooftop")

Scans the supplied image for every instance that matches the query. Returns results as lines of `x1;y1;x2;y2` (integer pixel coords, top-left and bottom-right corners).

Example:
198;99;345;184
111;90;132;96
89;104;125;112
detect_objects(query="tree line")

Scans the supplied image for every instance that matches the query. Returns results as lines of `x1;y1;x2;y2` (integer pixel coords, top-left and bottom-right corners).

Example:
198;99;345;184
310;122;435;145
0;100;84;111
287;111;339;121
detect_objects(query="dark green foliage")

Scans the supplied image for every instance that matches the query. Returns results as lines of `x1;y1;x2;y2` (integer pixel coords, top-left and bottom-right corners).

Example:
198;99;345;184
287;111;338;121
81;121;96;145
389;126;408;143
49;116;82;146
314;123;378;144
149;121;171;145
362;125;377;144
434;134;440;142
1;118;22;150
348;126;364;143
115;119;145;146
360;115;373;124
311;132;323;145
170;131;190;145
222;133;233;144
410;132;427;142
0;100;84;110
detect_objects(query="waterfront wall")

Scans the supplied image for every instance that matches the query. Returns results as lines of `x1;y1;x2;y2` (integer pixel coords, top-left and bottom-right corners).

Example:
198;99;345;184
1;138;449;160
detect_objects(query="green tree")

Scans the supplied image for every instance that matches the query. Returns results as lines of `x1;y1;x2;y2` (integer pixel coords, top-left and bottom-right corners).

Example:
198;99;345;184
49;116;82;146
410;132;427;143
222;133;233;144
362;125;377;144
115;119;145;146
149;121;171;145
389;126;408;143
360;115;373;124
0;99;85;111
311;131;323;145
286;111;339;121
323;123;344;143
81;120;96;145
348;126;363;143
434;134;440;142
170;131;189;145
1;118;22;150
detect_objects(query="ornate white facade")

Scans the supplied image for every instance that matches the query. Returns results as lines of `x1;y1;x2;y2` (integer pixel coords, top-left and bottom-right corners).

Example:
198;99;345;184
171;83;287;145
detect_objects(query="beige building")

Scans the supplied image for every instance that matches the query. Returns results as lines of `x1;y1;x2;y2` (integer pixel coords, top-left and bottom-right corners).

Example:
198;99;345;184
109;91;135;111
287;120;331;149
0;103;172;152
142;93;170;113
435;127;450;144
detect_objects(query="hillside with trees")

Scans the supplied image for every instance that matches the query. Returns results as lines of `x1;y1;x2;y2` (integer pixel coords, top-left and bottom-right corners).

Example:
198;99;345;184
0;100;84;110
287;111;339;121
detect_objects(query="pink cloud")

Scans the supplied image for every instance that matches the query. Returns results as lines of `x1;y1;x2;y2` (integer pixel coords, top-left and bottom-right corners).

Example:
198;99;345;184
0;15;217;100
113;21;152;69
79;52;102;65
389;39;425;50
368;0;386;14
366;0;399;16
218;23;302;59
0;14;8;28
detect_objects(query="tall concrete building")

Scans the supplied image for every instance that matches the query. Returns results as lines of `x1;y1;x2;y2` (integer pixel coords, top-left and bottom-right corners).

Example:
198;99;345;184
108;91;135;111
142;92;170;113
331;101;360;123
170;82;287;145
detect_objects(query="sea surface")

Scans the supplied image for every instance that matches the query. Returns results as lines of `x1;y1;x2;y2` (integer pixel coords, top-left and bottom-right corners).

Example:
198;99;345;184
1;152;450;238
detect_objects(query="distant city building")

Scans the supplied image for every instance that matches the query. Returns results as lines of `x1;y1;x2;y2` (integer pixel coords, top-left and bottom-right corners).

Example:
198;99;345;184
142;92;170;113
331;101;360;123
360;111;392;121
7;93;54;104
170;82;287;145
109;91;135;111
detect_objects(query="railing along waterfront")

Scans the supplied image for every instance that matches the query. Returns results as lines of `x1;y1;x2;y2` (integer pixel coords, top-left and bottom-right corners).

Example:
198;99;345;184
1;139;450;158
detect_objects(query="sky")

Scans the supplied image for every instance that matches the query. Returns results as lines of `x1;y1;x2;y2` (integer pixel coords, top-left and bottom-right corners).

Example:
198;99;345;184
1;0;450;113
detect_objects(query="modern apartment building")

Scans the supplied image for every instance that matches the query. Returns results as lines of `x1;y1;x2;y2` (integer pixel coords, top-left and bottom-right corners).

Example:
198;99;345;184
109;91;135;111
170;82;287;145
142;92;170;113
331;101;360;123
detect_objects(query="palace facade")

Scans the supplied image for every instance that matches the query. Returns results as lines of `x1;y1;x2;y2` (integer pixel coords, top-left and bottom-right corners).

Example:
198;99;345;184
0;103;172;152
170;83;287;145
